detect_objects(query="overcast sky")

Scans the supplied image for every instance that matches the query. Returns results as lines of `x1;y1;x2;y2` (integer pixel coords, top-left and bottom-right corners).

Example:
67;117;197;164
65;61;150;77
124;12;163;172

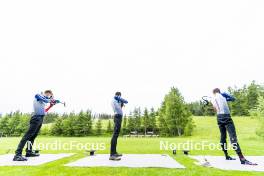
0;0;263;115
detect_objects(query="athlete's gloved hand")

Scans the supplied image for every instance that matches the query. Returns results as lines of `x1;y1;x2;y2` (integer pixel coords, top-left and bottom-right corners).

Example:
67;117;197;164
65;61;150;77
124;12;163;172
50;100;56;106
51;99;61;105
54;100;61;104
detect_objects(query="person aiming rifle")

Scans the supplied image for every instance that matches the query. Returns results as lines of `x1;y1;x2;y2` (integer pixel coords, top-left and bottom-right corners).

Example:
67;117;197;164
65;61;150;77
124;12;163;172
209;88;257;165
110;92;128;161
13;90;64;161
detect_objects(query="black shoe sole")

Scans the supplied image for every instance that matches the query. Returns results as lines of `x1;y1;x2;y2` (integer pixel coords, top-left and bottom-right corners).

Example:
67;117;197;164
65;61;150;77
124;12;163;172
13;158;28;161
109;158;121;161
226;158;236;160
241;163;258;165
241;160;258;165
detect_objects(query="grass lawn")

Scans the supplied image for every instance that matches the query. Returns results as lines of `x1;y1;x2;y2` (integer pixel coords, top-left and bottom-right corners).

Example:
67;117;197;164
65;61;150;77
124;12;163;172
0;116;263;176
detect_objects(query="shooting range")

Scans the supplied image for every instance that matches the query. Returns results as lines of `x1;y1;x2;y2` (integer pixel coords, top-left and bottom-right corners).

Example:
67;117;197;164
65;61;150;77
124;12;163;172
1;0;264;176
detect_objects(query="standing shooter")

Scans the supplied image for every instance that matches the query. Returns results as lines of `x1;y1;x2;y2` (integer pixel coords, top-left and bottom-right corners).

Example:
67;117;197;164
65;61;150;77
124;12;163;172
211;88;257;165
13;90;63;161
110;92;128;161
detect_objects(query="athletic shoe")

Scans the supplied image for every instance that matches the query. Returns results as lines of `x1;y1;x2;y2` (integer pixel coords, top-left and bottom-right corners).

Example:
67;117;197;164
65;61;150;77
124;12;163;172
13;155;28;161
109;155;121;161
241;159;258;165
226;156;236;160
26;152;40;157
113;153;123;157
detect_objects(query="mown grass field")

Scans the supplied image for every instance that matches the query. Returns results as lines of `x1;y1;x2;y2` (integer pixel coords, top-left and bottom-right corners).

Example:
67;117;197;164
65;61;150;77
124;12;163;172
0;117;263;176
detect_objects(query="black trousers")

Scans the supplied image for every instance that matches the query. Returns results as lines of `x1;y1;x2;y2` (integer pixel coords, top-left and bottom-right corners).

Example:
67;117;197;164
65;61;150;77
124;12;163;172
217;114;242;155
15;115;44;155
110;114;122;155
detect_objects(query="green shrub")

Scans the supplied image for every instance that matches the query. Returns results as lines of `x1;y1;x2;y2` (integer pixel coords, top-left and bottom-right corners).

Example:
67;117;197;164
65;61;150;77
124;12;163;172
40;125;51;136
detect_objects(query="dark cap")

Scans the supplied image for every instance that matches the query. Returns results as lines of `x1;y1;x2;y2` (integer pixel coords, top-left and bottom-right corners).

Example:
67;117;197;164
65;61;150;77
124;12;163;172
213;88;221;94
115;92;121;96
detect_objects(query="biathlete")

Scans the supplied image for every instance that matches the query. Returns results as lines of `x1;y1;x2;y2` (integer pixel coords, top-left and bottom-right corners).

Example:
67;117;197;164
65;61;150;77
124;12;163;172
13;90;63;161
110;92;128;161
211;88;257;165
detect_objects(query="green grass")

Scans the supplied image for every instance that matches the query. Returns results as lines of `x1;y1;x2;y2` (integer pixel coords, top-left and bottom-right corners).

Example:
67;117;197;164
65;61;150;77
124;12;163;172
0;116;263;176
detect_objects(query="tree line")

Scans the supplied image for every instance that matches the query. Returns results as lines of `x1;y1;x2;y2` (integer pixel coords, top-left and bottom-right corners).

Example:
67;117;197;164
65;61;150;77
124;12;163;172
1;81;263;137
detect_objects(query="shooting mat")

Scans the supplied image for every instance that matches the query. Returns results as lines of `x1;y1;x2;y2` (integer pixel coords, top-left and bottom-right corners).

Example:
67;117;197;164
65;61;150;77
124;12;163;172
0;153;74;166
66;154;185;169
190;156;264;172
